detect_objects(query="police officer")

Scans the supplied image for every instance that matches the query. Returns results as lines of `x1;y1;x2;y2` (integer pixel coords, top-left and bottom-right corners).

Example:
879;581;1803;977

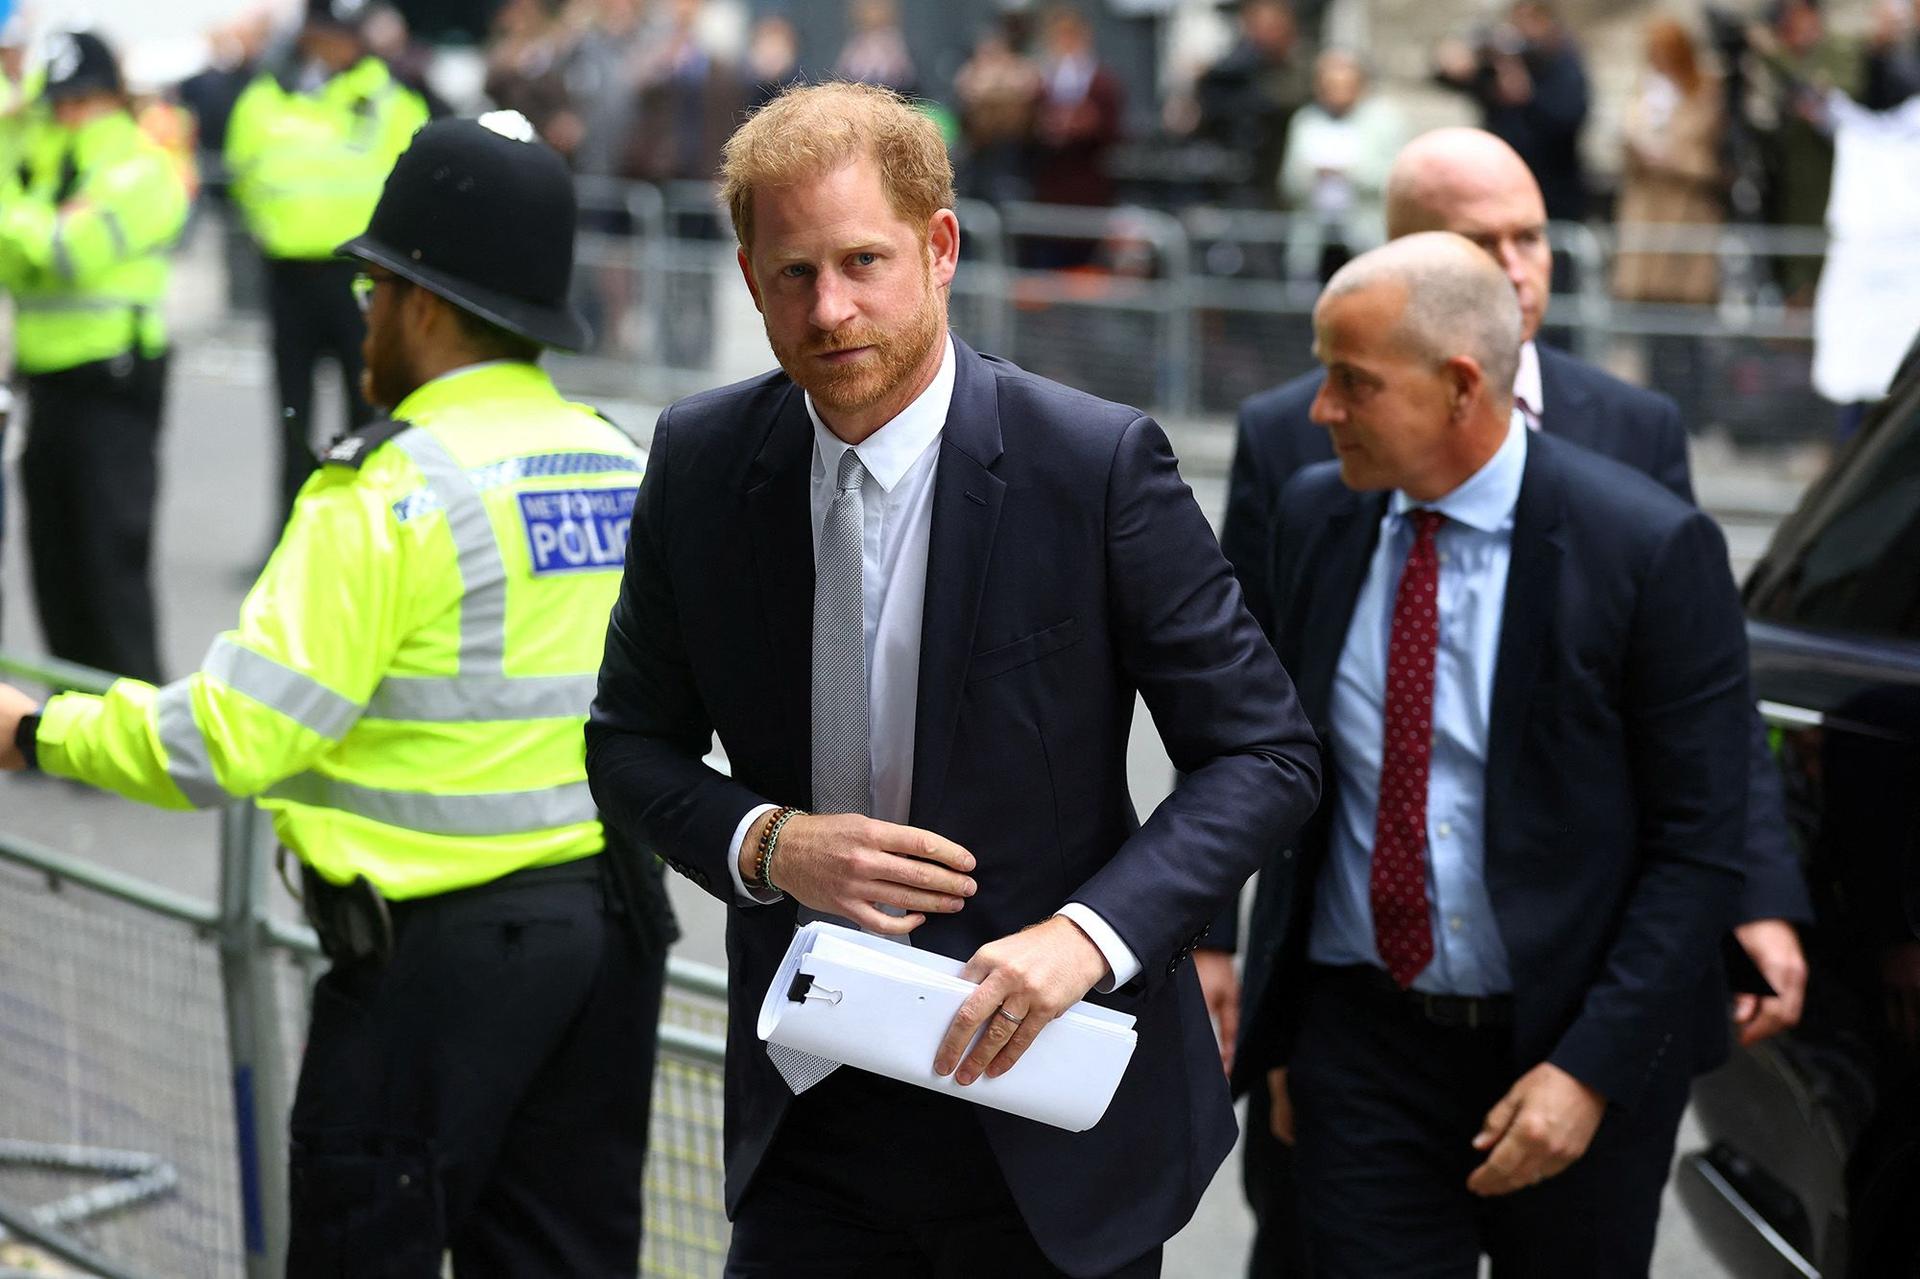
225;0;427;535
0;115;674;1276
0;30;187;683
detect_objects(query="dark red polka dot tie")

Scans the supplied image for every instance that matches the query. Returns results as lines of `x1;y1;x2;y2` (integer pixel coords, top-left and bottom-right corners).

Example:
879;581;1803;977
1372;508;1445;989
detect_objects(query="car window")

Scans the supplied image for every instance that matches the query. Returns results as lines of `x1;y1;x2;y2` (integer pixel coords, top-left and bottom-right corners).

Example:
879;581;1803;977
1748;385;1920;639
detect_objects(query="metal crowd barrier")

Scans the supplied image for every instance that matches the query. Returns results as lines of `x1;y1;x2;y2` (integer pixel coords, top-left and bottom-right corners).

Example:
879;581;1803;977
180;176;1848;443
0;651;731;1278
554;183;1843;444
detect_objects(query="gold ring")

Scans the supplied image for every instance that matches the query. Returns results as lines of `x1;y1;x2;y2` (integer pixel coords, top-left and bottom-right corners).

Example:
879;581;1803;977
997;1008;1024;1025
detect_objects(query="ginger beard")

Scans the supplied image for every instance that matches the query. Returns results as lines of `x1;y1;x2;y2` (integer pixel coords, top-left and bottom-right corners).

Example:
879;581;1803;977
765;255;944;419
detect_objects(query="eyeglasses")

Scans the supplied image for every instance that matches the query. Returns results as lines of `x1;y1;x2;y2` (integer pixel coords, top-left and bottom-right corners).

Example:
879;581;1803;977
351;271;407;315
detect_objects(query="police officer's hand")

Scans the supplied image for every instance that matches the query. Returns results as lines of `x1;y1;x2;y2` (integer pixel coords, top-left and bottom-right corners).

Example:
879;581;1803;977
0;683;37;770
746;811;976;934
935;915;1109;1085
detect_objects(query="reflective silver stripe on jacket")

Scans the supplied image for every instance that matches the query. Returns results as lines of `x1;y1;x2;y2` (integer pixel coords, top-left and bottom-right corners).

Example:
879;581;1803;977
363;672;599;723
50;228;77;281
264;773;599;836
153;682;233;808
98;208;130;260
204;637;363;740
393;430;509;673
15;296;148;314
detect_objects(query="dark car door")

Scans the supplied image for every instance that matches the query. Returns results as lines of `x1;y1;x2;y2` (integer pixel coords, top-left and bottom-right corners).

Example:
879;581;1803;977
1680;363;1920;1279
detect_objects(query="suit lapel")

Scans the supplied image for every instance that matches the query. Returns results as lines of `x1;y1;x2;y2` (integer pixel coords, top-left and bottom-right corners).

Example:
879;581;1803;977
1486;438;1565;822
910;340;1005;827
1291;490;1384;730
745;384;817;791
1536;344;1598;450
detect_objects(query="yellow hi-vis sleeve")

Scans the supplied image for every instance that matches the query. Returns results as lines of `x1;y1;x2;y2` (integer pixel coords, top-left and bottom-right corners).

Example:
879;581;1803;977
36;467;410;808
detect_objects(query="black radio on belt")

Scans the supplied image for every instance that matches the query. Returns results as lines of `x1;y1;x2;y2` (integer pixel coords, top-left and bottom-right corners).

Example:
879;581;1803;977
299;863;395;966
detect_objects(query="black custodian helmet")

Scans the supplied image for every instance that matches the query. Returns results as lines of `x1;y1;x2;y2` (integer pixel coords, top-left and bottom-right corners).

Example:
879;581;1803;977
336;112;591;352
43;30;124;101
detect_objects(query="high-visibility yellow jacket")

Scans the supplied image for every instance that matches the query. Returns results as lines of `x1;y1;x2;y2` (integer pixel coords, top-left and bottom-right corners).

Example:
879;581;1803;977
224;57;428;261
0;109;188;374
37;361;645;899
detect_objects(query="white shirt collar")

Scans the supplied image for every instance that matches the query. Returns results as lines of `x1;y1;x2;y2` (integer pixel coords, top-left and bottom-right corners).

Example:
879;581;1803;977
1513;340;1544;425
1389;410;1528;534
805;335;955;492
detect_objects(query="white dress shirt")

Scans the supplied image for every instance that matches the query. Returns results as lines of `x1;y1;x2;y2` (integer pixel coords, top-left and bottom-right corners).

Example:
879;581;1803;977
1515;340;1544;431
725;337;1139;988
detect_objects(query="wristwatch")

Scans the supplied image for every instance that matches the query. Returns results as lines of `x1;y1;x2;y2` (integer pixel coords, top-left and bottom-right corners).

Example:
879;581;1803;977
14;712;39;771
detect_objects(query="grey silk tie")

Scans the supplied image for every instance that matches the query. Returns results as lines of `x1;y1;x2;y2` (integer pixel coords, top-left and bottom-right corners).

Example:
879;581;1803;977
811;448;873;822
769;447;872;1094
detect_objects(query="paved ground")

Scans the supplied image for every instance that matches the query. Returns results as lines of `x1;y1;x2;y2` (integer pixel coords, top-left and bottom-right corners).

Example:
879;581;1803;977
0;233;1812;1274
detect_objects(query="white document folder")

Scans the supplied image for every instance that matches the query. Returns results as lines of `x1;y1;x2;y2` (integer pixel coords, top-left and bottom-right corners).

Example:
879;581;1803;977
757;922;1139;1132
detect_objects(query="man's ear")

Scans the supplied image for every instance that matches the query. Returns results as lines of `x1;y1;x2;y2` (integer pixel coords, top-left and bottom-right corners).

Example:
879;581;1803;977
1443;355;1486;423
408;283;455;346
927;209;961;289
737;247;765;315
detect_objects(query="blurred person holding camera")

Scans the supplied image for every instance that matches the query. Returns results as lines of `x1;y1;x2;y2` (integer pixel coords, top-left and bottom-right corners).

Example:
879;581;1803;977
1186;0;1314;209
1865;0;1920;109
1433;0;1589;223
1744;0;1862;300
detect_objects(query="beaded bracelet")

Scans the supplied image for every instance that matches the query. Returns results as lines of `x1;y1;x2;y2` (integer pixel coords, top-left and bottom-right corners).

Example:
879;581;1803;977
750;806;804;893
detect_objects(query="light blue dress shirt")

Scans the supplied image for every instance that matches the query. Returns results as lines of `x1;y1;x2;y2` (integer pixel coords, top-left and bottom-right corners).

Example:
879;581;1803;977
1308;413;1528;996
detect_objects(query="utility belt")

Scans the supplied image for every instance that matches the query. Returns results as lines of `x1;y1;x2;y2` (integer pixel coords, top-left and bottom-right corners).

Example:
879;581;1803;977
294;834;679;967
297;855;608;967
21;344;168;401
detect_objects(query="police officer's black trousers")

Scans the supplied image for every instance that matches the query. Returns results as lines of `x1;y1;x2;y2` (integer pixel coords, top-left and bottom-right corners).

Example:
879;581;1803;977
264;258;370;530
286;862;666;1277
20;356;166;684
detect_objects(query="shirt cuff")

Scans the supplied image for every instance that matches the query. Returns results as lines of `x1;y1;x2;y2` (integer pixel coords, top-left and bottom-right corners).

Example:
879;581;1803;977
1057;902;1140;993
726;804;785;905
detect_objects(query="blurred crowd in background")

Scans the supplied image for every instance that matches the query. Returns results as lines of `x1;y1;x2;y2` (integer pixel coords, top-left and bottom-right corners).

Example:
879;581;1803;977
6;0;1920;392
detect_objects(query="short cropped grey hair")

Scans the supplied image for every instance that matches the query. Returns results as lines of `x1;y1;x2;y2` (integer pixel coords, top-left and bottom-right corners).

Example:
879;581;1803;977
1322;232;1522;405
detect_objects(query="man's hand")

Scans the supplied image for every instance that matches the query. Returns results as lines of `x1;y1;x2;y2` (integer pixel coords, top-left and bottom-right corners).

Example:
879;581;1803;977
1467;1062;1606;1196
1194;948;1240;1074
934;916;1110;1086
1492;53;1534;106
1433;36;1478;84
0;684;38;771
740;812;975;934
1882;941;1920;1050
1267;1067;1295;1145
1732;918;1808;1047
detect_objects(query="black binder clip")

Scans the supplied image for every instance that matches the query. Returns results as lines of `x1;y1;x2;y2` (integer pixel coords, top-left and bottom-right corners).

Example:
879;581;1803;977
786;972;842;1005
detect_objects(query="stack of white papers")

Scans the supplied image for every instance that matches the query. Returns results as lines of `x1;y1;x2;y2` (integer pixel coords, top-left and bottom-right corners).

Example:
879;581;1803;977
757;922;1139;1132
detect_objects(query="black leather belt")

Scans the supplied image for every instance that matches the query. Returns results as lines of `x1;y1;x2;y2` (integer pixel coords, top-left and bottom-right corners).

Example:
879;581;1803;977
1315;963;1515;1030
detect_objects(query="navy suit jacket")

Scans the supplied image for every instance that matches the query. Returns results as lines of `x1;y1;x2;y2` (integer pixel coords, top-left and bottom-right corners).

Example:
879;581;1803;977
585;339;1321;1276
1233;436;1749;1108
1210;345;1809;952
